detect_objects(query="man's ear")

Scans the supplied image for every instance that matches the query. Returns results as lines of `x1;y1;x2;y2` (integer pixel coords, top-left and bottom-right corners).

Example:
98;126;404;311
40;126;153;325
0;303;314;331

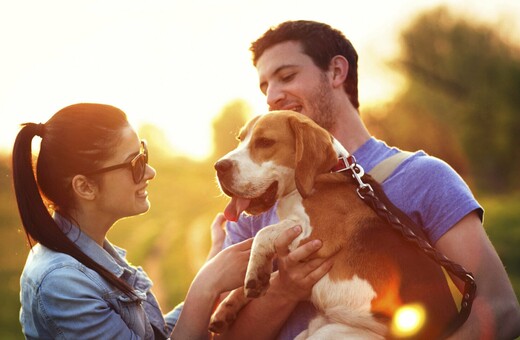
330;55;349;88
71;175;98;201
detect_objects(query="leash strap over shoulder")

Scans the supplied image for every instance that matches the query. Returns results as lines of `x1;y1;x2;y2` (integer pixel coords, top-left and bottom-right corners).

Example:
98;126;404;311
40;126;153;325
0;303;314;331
368;151;414;183
337;153;476;339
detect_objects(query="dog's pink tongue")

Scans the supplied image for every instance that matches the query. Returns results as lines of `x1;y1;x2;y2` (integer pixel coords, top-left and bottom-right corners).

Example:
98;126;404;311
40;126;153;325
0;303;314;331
224;197;251;222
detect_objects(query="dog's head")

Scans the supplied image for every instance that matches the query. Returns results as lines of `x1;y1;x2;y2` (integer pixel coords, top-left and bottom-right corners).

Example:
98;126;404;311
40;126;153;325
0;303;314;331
214;110;338;221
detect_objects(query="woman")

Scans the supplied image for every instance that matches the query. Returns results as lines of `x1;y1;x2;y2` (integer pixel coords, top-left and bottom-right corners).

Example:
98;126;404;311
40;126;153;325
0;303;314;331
12;103;251;339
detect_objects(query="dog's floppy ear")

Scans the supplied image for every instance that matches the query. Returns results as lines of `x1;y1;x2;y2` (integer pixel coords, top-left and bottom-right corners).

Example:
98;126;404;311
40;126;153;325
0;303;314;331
289;115;338;198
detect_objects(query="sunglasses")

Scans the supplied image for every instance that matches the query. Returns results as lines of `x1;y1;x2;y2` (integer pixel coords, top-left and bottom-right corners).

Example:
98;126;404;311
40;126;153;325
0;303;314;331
84;140;149;184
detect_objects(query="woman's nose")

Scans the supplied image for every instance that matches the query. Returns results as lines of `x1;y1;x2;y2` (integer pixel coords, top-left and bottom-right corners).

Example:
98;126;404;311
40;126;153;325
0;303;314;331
145;164;157;180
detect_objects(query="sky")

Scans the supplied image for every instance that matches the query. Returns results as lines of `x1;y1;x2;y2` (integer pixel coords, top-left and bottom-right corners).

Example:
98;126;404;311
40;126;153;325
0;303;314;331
1;0;519;159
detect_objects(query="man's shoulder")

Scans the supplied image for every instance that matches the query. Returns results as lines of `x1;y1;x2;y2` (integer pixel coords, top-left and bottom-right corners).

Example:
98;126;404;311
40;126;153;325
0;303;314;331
382;151;480;243
397;151;464;184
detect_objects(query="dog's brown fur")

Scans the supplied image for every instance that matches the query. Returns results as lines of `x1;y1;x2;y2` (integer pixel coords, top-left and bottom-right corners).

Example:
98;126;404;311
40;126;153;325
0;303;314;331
211;110;458;339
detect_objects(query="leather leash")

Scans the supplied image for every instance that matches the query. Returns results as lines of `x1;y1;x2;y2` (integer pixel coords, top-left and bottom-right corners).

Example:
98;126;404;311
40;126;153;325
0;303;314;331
334;154;477;339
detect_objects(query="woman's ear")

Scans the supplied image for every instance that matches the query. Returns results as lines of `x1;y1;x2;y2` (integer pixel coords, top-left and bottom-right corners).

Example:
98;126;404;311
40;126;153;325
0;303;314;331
71;175;98;201
330;55;349;88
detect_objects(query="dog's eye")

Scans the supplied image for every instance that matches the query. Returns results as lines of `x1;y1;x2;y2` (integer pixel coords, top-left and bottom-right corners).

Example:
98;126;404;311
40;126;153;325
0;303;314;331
255;137;275;148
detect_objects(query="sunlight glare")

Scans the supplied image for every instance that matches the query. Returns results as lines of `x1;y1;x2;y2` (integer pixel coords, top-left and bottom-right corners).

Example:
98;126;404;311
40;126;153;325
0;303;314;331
391;303;426;338
1;0;519;158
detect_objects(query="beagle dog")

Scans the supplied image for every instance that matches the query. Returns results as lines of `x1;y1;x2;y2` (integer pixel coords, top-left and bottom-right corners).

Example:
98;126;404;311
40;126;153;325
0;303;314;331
211;110;458;339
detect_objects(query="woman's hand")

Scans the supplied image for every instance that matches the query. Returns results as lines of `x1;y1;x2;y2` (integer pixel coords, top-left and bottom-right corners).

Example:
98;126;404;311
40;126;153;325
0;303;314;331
206;213;227;261
173;232;251;339
199;237;252;294
172;219;252;339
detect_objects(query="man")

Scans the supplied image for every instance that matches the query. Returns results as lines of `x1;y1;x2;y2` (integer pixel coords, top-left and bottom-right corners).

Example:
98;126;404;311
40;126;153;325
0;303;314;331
218;20;520;339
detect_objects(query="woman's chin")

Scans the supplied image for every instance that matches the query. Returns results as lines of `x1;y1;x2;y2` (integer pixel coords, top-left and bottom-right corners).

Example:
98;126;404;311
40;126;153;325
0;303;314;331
134;199;151;216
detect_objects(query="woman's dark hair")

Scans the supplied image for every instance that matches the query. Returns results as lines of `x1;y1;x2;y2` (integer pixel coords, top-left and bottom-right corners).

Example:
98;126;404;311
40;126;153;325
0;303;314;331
250;20;360;110
12;103;135;297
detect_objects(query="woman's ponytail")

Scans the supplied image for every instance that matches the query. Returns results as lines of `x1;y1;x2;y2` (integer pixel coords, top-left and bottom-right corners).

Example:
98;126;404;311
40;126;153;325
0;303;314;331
13;116;136;298
12;123;51;246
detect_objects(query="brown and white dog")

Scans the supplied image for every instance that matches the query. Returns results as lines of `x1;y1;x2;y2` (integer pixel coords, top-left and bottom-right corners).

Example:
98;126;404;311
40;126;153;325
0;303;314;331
211;110;458;339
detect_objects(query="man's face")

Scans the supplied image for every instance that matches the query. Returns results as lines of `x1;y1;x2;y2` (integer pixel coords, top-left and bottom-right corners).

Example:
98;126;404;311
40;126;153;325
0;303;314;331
256;40;337;132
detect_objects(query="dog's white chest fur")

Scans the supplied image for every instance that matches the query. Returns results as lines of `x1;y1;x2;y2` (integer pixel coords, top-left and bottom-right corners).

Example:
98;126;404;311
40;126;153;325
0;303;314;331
277;191;312;250
297;275;386;339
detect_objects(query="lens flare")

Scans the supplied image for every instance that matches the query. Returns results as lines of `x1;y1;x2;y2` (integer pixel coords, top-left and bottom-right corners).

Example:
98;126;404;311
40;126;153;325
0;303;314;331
391;303;426;338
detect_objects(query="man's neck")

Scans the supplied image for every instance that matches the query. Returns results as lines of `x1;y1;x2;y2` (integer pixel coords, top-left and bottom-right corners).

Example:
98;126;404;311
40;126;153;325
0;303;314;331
330;104;371;154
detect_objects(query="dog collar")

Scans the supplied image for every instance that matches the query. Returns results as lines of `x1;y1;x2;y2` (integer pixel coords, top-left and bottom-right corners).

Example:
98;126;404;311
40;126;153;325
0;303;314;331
331;137;355;173
331;155;357;173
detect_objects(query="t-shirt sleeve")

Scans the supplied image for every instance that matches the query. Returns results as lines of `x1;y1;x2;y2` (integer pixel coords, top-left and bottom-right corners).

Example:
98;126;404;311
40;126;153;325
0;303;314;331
223;206;280;248
384;153;483;244
223;218;253;249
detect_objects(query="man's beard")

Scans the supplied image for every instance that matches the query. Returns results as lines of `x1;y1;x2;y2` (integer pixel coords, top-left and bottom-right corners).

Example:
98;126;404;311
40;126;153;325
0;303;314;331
306;73;337;132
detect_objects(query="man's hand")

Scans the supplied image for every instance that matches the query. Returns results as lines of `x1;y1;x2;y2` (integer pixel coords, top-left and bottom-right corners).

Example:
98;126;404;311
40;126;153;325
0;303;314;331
273;225;334;302
216;226;333;340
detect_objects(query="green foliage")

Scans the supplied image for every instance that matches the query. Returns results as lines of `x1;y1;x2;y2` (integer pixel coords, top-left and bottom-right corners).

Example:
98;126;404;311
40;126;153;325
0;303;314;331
364;102;471;178
210;99;253;162
0;154;30;340
390;6;520;192
480;193;520;289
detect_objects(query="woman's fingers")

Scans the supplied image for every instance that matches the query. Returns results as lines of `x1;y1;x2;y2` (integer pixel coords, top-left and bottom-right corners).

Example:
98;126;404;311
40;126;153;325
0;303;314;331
210;213;226;244
233;237;253;252
206;213;227;260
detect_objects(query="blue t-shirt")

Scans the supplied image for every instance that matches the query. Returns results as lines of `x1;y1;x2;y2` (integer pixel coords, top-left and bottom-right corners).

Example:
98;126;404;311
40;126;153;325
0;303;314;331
223;137;483;339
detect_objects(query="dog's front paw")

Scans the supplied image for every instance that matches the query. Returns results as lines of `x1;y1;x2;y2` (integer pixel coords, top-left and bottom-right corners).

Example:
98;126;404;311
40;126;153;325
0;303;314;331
209;301;238;333
209;288;251;334
245;270;271;298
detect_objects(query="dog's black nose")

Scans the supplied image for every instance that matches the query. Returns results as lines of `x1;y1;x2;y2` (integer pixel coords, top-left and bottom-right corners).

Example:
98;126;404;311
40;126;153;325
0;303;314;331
214;159;232;175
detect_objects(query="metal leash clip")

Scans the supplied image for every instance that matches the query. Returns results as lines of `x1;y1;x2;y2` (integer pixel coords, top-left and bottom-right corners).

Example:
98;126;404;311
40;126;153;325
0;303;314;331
340;155;373;199
331;137;372;199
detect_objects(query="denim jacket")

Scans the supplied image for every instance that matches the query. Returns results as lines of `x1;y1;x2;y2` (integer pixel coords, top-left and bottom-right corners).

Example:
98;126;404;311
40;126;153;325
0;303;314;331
20;214;178;339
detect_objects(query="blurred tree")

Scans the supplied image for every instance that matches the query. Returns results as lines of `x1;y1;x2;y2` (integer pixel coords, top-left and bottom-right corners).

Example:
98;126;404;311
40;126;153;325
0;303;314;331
389;6;520;192
364;102;470;179
138;123;179;160
210;99;253;161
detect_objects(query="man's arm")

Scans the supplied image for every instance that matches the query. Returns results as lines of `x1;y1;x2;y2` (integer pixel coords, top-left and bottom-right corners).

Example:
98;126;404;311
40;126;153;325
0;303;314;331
216;226;333;340
436;211;520;339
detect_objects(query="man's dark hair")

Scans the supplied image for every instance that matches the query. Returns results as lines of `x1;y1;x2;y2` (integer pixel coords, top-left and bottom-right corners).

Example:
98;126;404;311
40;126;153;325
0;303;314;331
250;20;359;109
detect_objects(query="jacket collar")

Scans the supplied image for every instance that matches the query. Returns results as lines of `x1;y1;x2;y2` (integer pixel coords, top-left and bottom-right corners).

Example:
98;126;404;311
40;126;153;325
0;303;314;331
54;213;129;278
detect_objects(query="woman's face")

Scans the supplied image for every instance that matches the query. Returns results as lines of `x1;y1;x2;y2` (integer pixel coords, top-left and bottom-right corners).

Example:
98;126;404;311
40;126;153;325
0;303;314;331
94;126;156;223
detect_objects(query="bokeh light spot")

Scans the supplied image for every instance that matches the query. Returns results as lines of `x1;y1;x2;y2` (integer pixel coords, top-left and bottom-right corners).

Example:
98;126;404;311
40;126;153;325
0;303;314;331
391;303;426;338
